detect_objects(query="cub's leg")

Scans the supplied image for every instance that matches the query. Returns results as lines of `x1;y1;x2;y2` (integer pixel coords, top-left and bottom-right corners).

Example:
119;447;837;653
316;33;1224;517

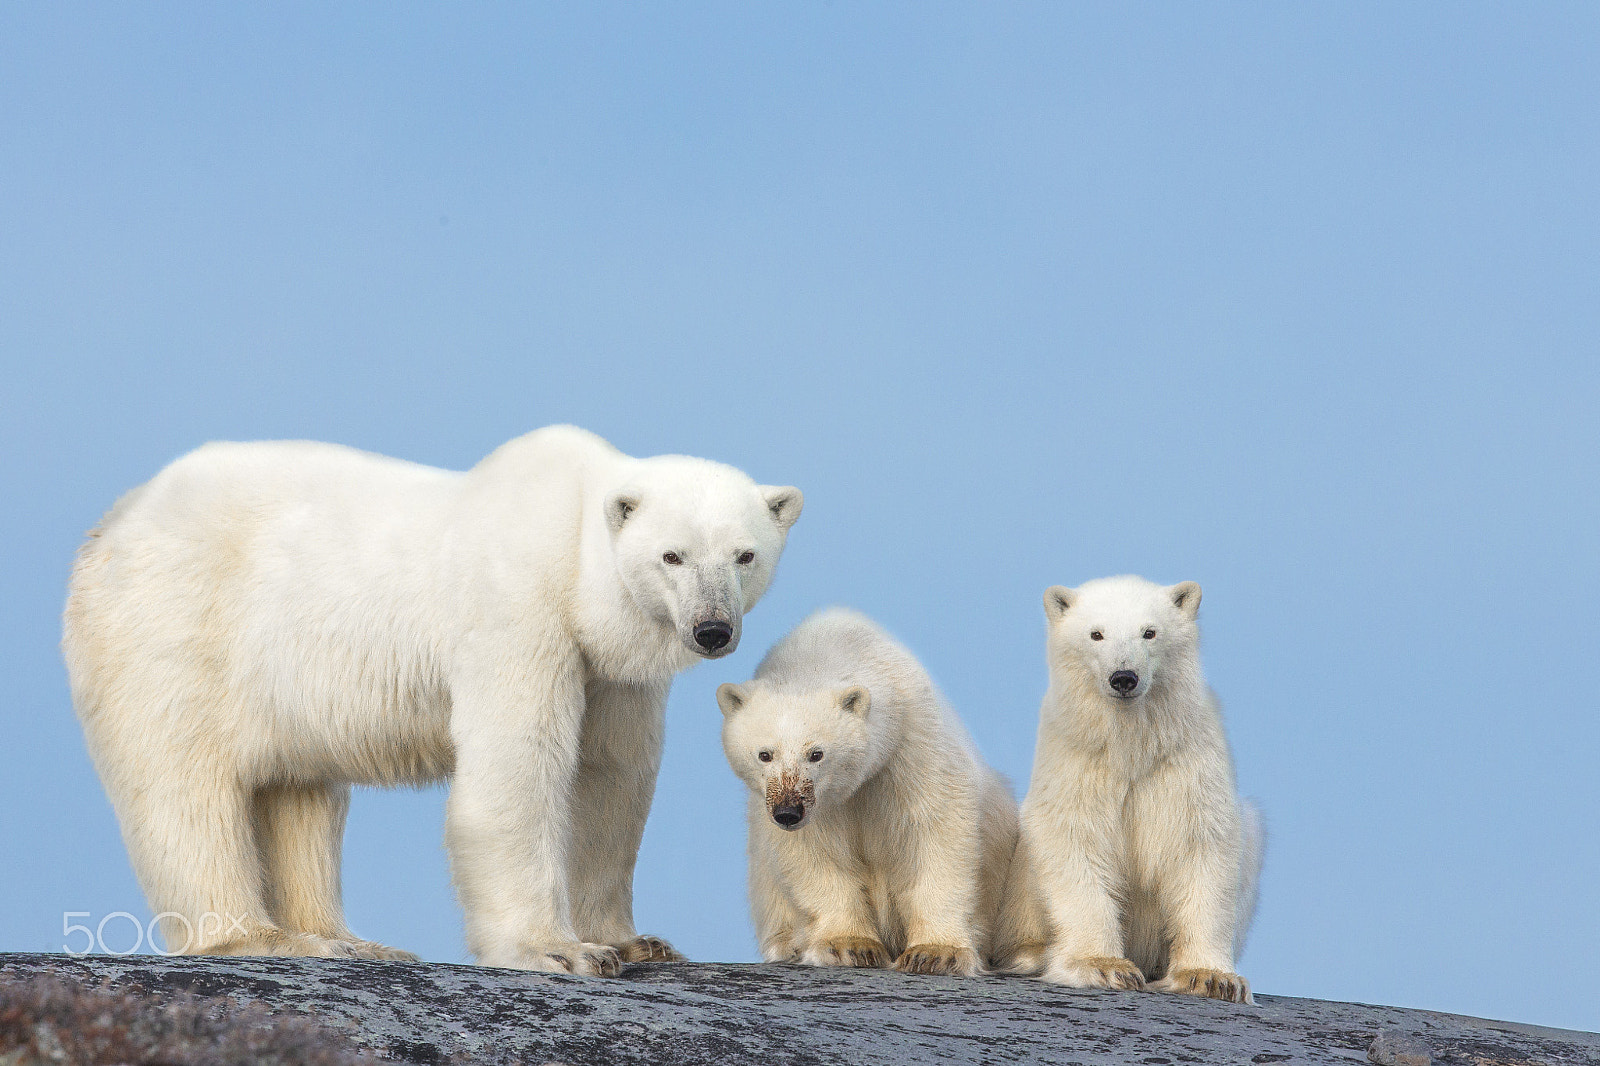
1233;800;1266;961
1023;758;1146;991
1134;767;1253;1004
447;657;622;976
748;807;806;962
887;803;984;977
567;679;685;964
766;820;889;969
253;783;419;962
989;828;1050;975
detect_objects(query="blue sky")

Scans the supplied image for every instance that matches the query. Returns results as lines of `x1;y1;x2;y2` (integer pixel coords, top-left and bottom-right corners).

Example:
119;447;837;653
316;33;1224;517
2;3;1596;1033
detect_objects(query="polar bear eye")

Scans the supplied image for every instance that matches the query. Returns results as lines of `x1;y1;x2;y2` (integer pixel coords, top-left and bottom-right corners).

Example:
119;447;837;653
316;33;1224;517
1143;628;1156;639
662;552;682;565
758;750;773;762
808;750;823;763
737;551;755;565
1090;631;1103;641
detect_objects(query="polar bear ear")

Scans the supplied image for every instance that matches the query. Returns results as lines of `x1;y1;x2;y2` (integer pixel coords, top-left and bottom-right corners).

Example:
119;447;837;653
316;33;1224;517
1169;581;1202;619
838;686;871;716
716;683;748;717
760;486;804;530
606;493;641;533
1044;585;1076;622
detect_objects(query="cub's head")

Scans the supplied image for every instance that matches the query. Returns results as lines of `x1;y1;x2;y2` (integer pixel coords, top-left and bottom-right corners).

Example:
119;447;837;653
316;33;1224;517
606;457;801;660
717;682;874;831
1043;575;1202;703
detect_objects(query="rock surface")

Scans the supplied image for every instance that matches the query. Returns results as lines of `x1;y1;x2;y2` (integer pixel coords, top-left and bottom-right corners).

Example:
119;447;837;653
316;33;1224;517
1;953;1595;1066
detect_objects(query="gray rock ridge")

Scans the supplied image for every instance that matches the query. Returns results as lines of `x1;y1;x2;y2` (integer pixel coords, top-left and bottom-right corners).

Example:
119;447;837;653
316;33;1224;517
1;953;1595;1066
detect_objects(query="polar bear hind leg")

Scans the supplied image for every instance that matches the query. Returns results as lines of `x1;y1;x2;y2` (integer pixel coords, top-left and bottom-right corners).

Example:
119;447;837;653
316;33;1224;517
252;783;419;962
113;761;338;958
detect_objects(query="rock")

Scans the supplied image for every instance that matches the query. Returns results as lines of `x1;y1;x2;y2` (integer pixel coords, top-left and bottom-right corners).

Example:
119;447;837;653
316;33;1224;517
1368;1028;1432;1065
1;953;1596;1066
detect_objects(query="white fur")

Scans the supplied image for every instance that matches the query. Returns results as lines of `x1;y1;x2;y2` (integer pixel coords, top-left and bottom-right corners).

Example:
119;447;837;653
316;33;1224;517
718;609;1018;977
61;425;801;974
997;576;1264;1003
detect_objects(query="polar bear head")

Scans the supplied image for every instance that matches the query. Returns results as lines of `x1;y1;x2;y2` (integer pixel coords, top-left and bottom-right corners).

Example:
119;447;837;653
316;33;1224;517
606;457;802;661
716;682;875;831
1043;575;1202;703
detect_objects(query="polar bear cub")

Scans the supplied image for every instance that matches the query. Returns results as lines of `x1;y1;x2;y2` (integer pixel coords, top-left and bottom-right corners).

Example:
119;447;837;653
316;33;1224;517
718;609;1019;976
63;425;801;975
998;576;1264;1003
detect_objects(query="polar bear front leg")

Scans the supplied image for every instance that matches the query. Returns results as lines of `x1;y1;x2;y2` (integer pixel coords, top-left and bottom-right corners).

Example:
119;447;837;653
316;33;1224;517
446;664;622;976
770;821;888;969
567;678;685;964
1023;768;1146;991
1137;765;1253;1004
890;808;984;977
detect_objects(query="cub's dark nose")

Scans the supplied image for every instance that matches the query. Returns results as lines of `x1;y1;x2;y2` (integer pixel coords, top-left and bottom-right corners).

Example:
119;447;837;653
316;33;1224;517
694;620;733;651
1109;670;1139;696
772;804;805;828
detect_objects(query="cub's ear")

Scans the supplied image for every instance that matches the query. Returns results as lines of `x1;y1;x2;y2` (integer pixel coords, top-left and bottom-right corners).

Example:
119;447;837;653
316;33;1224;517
1044;585;1076;622
716;683;748;717
606;493;641;533
838;685;871;716
1169;581;1202;619
760;486;804;530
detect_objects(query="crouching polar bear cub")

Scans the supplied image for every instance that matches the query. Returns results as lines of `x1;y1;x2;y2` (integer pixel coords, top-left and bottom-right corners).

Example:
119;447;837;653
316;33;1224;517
62;425;801;975
998;576;1263;1003
718;609;1019;976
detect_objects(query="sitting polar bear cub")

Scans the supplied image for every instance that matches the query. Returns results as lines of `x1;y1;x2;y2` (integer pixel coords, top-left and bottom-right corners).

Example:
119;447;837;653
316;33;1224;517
62;425;801;975
718;609;1019;976
998;575;1264;1003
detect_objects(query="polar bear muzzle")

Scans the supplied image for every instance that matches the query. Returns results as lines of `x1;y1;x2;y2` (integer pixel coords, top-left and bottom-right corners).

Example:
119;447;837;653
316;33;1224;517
771;803;805;829
1109;670;1140;697
693;619;734;653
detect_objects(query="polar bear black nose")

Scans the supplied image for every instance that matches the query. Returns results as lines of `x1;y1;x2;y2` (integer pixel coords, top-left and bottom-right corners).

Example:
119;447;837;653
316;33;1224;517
1109;670;1139;695
694;620;733;651
772;804;805;828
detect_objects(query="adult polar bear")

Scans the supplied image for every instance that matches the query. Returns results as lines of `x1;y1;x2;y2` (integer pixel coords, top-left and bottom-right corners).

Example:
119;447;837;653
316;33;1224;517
63;426;802;975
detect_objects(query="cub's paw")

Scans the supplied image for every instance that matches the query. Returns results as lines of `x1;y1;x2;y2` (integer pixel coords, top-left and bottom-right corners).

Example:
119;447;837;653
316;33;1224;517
1044;955;1147;991
1153;967;1252;1004
759;937;803;964
492;941;624;977
894;943;981;977
991;941;1049;976
803;935;890;969
618;934;685;963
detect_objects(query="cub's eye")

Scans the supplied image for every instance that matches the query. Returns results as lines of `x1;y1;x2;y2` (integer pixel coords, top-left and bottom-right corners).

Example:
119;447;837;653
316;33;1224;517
662;552;682;565
808;750;824;763
758;750;773;762
737;550;755;565
1143;628;1156;640
1090;631;1104;641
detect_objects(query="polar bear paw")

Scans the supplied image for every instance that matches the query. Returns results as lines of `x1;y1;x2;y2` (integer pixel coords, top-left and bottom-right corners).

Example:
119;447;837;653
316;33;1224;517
759;935;803;963
1045;955;1147;991
893;943;981;977
803;935;890;969
617;934;685;963
492;941;624;976
207;929;372;959
1153;967;1252;1004
340;939;421;963
991;941;1049;976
